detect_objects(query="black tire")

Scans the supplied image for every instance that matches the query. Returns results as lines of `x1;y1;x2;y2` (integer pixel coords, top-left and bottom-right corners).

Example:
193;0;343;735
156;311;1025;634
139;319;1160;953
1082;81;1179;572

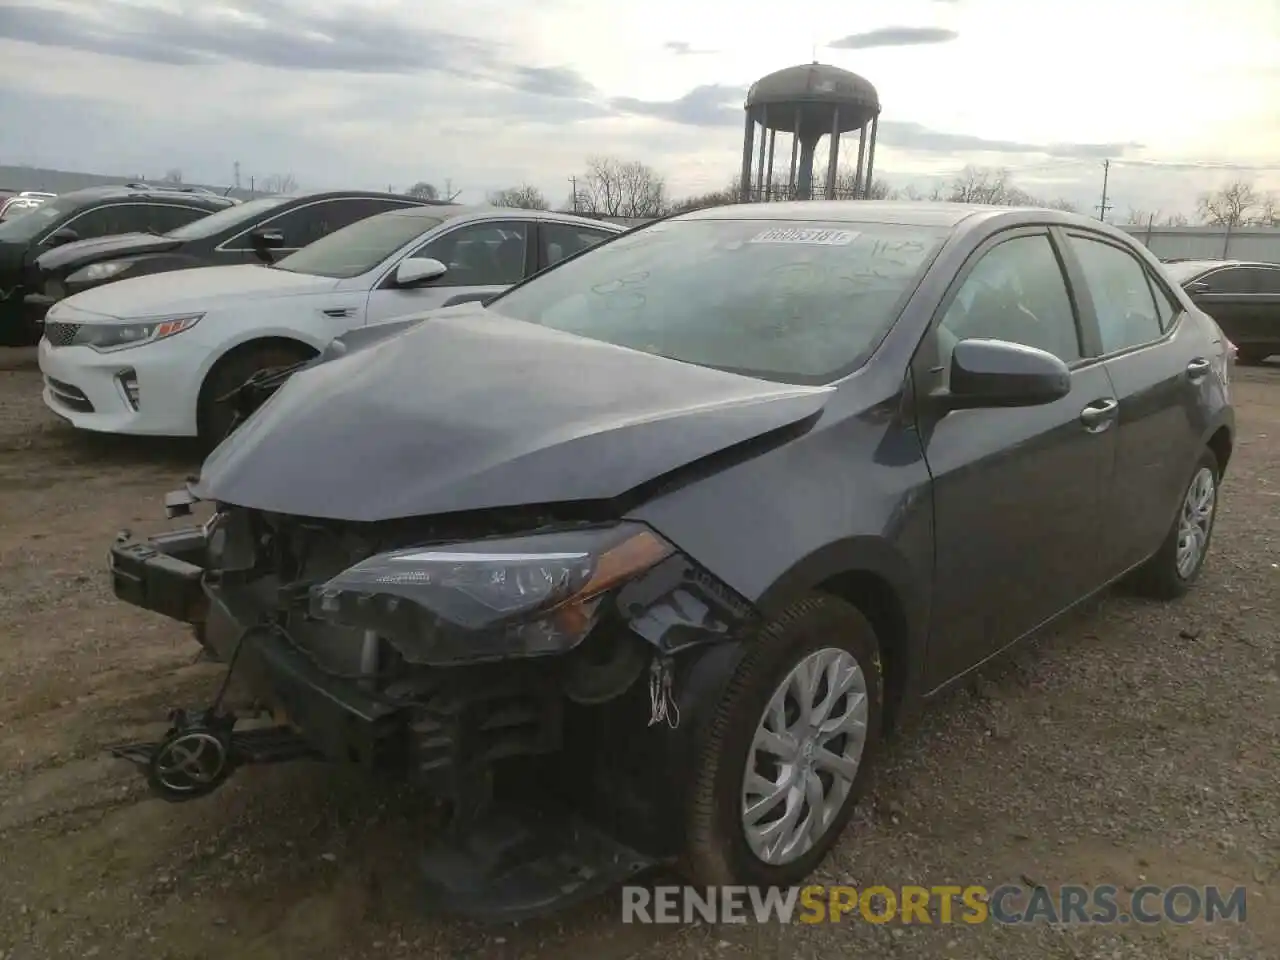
1128;449;1220;600
197;341;315;450
0;305;40;347
682;593;884;888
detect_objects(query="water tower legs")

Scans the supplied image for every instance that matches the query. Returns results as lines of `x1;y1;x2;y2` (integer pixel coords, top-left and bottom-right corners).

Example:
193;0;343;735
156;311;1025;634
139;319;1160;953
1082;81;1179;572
796;135;817;200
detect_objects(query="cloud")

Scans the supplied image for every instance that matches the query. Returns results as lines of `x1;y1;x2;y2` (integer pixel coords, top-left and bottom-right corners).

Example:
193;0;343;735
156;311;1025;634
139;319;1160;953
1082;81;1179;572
877;121;1143;160
510;65;596;99
610;85;748;128
664;40;716;56
829;27;959;50
0;0;600;105
0;1;491;73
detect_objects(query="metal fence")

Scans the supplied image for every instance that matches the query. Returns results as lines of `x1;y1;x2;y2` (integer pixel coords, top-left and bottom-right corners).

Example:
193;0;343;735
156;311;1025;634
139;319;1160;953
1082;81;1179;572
1115;224;1280;263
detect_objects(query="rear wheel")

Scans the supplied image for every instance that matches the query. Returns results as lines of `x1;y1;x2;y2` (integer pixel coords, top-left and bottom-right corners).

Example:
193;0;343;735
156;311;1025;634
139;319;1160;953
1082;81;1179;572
197;341;316;450
1128;449;1219;600
682;594;883;887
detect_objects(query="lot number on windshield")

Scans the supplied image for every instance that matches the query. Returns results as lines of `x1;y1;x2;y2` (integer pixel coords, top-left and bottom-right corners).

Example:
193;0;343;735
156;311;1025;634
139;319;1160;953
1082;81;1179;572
749;228;859;246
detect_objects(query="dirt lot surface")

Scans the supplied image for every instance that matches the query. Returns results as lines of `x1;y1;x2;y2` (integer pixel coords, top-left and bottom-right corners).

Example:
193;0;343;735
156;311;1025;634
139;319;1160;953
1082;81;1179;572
1;345;1277;960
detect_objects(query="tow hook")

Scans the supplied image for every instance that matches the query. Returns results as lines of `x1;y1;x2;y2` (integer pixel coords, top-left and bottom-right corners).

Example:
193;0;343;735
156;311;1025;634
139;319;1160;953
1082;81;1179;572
108;708;322;803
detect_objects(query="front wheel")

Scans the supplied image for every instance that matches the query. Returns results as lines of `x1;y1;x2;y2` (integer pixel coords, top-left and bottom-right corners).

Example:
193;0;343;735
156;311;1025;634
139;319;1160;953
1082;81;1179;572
1128;450;1220;600
682;594;883;888
197;342;316;450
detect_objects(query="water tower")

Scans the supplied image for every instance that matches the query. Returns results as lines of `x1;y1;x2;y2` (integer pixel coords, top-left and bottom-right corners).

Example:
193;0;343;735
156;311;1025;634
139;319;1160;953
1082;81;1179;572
739;62;881;202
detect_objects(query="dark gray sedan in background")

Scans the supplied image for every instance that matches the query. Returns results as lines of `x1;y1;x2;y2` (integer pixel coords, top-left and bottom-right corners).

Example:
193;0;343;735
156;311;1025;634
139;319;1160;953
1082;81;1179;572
106;201;1234;919
1162;258;1280;364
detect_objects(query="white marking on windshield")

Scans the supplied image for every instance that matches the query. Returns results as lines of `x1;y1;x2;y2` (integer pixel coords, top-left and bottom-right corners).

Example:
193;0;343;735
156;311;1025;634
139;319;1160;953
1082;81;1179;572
747;228;859;246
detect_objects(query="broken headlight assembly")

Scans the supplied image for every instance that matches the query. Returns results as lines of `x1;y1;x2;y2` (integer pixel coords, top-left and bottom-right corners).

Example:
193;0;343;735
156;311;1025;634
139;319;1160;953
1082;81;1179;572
309;523;675;666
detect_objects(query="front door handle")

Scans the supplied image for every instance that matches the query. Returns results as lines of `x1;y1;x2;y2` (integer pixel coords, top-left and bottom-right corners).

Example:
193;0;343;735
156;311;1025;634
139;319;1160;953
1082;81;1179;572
1080;398;1119;432
1186;357;1212;382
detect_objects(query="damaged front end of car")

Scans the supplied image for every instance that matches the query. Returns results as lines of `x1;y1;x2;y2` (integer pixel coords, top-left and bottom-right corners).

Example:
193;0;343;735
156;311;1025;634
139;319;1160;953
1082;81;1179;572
107;487;758;921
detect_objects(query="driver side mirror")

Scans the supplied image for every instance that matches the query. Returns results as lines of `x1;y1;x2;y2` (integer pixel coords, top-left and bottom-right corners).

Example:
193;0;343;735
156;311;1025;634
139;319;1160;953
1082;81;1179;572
932;338;1071;412
45;226;80;247
394;257;448;288
249;228;285;264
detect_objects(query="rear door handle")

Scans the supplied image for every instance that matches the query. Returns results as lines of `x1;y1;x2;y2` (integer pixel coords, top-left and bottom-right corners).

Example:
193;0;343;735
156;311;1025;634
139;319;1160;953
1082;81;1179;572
1186;357;1212;381
1080;398;1119;432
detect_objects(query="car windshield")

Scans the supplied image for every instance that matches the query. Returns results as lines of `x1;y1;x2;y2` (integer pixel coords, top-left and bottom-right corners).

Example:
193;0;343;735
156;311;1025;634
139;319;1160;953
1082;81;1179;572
0;197;74;240
164;196;290;241
1160;260;1221;285
490;217;951;384
271;211;447;279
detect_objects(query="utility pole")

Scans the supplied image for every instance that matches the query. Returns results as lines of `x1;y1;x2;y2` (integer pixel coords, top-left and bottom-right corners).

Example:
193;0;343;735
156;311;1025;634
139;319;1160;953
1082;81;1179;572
233;161;241;190
568;176;578;212
1096;159;1113;222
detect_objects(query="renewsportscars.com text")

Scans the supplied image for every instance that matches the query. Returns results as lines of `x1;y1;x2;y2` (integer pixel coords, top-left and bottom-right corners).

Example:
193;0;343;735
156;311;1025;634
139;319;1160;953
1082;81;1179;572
621;884;1248;925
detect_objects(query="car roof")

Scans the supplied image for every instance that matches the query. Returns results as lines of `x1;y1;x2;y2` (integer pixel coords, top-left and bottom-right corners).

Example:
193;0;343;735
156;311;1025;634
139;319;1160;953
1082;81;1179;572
679;200;996;227
265;189;454;205
672;199;1141;234
48;184;236;207
377;204;626;230
1164;258;1279;275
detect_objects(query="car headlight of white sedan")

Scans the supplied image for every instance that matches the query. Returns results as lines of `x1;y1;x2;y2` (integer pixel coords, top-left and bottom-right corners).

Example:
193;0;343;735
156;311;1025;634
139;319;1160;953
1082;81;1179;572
70;313;203;352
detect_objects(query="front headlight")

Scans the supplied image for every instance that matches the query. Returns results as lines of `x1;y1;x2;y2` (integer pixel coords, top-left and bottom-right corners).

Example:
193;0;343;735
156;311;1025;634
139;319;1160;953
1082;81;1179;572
68;260;131;284
70;313;203;352
310;523;675;665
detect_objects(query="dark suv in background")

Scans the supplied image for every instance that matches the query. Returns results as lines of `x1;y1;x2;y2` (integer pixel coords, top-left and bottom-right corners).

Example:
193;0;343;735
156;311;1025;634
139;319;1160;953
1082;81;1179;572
29;190;448;327
1163;259;1280;364
0;184;236;345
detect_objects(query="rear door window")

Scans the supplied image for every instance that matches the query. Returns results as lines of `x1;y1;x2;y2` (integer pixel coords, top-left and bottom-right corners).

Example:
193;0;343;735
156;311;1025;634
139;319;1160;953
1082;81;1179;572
540;222;616;269
1202;267;1258;295
1066;234;1164;353
147;204;213;233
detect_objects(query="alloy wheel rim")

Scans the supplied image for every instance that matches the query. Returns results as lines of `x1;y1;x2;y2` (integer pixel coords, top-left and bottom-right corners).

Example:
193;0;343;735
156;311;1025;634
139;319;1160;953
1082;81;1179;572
1176;466;1216;579
740;647;868;866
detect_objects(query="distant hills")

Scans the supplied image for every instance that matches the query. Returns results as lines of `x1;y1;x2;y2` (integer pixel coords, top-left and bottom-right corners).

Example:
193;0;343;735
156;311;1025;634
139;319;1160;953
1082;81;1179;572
0;164;261;201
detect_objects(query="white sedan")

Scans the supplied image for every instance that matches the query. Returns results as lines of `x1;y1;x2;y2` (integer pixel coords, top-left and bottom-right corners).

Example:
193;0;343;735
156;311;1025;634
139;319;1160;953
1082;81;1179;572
38;205;622;445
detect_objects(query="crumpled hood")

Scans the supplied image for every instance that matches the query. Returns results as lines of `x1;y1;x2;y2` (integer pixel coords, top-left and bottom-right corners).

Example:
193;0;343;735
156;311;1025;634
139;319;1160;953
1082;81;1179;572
51;264;339;319
194;305;833;521
35;232;181;273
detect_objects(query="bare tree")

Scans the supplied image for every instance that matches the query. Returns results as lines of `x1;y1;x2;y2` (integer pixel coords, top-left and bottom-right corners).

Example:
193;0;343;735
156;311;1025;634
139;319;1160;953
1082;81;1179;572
1124;208;1191;227
407;181;440;200
948;166;1015;204
945;165;1075;210
488;185;549;210
575;156;668;218
260;172;299;194
1196;180;1266;226
668;187;737;214
1039;197;1080;213
1259;193;1279;226
162;168;183;185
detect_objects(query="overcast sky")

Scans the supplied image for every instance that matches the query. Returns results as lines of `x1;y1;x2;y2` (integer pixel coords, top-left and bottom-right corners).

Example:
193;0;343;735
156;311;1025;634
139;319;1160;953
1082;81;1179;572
2;0;1278;217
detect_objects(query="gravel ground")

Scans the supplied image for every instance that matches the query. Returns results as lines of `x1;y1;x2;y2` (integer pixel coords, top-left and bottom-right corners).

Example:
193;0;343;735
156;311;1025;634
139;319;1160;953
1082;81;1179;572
0;345;1277;960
